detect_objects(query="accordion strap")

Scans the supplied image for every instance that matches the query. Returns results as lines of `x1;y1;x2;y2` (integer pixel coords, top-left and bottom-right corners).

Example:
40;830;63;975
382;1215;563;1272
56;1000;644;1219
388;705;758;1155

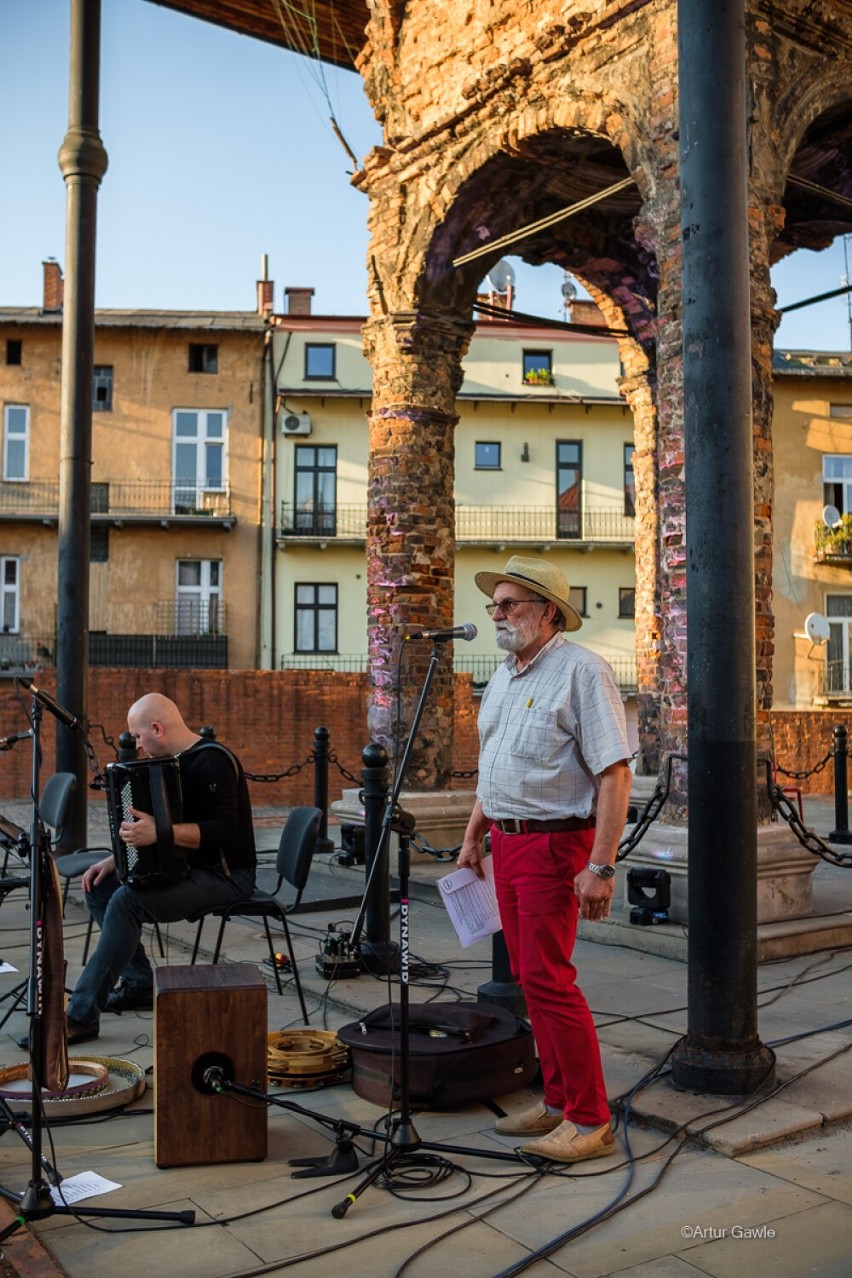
148;762;177;865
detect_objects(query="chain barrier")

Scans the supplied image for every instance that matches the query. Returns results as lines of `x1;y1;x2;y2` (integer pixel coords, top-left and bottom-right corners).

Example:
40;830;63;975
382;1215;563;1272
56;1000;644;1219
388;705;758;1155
328;751;360;786
243;753;314;785
451;768;478;780
763;758;852;869
616;752;687;862
410;831;460;862
83;721;123;789
773;749;832;782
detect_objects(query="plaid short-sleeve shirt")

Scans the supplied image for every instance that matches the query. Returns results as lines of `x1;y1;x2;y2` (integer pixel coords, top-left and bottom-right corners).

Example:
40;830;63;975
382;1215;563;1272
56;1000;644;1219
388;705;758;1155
476;634;631;822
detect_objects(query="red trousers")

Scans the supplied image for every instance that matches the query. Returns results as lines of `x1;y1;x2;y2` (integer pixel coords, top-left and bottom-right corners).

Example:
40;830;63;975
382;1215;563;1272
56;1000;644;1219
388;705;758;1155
491;825;610;1127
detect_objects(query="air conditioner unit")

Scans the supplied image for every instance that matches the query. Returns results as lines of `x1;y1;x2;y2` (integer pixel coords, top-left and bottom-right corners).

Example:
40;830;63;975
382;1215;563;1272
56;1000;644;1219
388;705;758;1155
280;410;312;436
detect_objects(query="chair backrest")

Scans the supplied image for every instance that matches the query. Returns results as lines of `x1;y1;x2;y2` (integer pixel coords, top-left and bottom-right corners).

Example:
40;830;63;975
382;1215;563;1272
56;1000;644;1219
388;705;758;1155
275;806;322;906
40;771;77;838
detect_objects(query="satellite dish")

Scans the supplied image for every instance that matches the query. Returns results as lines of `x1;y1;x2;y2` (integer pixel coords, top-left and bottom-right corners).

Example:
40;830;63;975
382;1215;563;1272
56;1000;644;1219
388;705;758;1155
823;504;842;528
485;260;515;293
805;612;832;644
562;275;578;303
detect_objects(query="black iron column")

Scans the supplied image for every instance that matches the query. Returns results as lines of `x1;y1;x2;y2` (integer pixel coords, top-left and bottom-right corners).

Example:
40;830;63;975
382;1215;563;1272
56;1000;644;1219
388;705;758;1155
55;0;108;851
671;0;774;1093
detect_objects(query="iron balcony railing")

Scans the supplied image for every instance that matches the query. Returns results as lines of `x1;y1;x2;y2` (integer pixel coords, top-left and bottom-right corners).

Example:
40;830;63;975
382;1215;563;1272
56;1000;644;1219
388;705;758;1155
814;522;852;565
280;650;638;694
817;660;852;698
279;503;635;545
0;630;228;673
0;633;55;676
0;480;232;520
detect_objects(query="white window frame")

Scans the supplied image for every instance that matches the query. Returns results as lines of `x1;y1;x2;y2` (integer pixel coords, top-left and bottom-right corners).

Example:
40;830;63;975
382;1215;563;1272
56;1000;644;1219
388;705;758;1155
175;559;222;635
172;409;227;512
0;557;20;633
825;594;852;695
823;455;852;516
3;404;29;481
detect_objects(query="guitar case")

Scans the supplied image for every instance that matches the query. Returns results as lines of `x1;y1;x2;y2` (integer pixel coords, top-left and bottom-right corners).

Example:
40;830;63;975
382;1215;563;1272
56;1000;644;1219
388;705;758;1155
337;1000;537;1109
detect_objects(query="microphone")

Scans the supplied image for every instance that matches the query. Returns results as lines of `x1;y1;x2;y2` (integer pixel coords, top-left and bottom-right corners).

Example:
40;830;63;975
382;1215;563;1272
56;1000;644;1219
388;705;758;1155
406;623;478;643
19;682;79;730
0;730;33;750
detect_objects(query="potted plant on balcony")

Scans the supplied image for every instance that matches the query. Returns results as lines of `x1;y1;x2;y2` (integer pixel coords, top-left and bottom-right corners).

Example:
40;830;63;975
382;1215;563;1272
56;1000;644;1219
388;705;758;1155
816;513;852;558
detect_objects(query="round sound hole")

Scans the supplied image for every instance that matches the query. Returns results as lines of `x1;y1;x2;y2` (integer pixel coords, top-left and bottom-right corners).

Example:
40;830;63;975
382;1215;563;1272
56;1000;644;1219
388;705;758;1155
190;1051;234;1094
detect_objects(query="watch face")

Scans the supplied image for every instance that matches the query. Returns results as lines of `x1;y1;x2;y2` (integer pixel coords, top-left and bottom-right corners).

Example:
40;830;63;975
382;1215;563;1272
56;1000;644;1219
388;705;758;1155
589;862;615;880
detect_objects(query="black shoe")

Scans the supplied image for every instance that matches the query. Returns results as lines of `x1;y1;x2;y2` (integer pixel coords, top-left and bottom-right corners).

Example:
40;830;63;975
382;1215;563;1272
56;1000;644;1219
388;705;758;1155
15;1017;99;1051
104;983;154;1014
67;1016;100;1045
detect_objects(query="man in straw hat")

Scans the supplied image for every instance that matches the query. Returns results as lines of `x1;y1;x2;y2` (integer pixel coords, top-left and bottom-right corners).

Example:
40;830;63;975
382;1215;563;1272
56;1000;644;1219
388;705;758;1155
458;555;633;1163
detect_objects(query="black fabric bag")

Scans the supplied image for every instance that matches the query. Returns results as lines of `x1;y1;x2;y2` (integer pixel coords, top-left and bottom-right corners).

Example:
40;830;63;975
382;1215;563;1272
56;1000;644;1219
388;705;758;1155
337;1000;538;1109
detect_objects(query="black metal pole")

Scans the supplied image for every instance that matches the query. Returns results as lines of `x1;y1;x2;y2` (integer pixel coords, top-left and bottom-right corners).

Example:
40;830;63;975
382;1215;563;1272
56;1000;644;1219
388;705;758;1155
829;723;852;843
55;0;108;853
312;726;335;855
671;0;774;1094
356;742;397;973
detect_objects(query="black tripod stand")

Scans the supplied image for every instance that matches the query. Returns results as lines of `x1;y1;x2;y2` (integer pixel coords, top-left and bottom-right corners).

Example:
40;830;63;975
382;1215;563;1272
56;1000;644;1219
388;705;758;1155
0;686;194;1239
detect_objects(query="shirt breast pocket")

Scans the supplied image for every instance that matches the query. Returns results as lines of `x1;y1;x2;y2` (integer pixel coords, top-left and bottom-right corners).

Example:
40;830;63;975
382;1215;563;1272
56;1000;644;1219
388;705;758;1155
507;706;559;762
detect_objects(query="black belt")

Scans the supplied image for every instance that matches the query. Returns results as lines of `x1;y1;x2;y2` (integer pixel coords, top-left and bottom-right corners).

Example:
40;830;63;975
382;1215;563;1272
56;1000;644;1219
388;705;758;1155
488;817;595;835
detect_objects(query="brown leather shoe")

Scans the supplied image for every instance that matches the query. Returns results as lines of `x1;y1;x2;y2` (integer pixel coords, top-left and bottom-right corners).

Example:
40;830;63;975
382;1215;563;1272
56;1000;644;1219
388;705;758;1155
521;1120;616;1162
494;1100;563;1137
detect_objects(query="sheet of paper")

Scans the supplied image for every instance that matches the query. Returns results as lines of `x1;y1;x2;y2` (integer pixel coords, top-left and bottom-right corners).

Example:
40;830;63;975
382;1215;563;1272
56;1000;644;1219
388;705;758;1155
50;1171;122;1206
0;961;17;974
437;857;501;947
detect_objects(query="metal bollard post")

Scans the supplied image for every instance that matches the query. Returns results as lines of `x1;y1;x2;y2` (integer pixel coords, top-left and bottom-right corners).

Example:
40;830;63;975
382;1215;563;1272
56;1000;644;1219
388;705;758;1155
829;723;852;843
312;726;335;855
477;929;527;1016
116;731;138;762
358;742;398;975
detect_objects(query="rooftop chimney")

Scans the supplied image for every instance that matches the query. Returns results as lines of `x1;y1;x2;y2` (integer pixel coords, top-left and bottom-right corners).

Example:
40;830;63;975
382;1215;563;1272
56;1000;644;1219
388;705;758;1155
285;286;314;316
42;259;64;312
256;279;274;315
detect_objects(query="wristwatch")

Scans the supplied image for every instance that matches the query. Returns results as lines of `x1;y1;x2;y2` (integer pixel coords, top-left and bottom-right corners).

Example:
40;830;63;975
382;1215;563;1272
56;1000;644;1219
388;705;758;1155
586;862;616;881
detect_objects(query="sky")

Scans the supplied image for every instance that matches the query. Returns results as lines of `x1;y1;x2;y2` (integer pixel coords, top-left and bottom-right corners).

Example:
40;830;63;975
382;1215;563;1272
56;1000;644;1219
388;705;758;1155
2;0;851;351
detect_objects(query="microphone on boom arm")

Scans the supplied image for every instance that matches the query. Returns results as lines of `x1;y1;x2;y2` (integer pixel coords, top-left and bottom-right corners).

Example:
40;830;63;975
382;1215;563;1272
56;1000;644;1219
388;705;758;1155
405;623;478;643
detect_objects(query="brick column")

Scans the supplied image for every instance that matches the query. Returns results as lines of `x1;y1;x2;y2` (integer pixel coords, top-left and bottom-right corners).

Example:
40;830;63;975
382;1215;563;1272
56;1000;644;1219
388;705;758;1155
362;310;474;788
619;362;661;774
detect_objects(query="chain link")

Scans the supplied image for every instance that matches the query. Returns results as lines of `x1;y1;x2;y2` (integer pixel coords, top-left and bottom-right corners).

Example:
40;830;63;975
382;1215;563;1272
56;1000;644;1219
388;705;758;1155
616;752;686;861
763;758;852;868
328;751;360;786
773;749;832;781
244;752;315;785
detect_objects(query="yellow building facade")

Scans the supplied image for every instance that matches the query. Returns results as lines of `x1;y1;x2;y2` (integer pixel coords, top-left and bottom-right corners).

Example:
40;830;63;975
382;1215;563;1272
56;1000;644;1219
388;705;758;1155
0;270;267;672
772;353;852;709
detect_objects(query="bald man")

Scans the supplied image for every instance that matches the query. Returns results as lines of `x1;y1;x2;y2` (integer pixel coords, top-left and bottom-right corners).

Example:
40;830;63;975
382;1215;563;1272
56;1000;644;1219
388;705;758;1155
62;694;256;1044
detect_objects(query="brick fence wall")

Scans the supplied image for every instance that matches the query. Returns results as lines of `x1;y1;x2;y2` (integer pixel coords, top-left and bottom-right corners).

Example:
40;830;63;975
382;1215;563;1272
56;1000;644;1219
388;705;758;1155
3;674;841;809
0;670;481;810
769;711;851;796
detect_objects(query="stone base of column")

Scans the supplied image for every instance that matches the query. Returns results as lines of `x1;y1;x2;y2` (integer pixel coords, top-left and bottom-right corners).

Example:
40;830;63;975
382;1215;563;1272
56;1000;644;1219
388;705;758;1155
623;820;817;925
330;788;478;859
670;1034;776;1096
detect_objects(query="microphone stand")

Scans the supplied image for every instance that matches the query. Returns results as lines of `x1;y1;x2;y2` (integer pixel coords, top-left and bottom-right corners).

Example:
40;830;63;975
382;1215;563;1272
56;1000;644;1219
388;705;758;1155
337;642;526;1217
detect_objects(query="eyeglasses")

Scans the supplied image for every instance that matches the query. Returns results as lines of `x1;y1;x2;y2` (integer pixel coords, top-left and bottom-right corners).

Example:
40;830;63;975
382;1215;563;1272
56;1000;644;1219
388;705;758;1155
485;598;547;616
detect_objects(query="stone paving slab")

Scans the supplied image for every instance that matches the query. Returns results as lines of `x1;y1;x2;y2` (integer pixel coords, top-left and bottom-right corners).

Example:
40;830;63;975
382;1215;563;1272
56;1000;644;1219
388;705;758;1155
0;797;849;1278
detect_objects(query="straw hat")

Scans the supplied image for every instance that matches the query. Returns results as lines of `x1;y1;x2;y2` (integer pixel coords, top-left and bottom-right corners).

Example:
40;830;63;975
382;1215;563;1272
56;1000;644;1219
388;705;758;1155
474;555;582;632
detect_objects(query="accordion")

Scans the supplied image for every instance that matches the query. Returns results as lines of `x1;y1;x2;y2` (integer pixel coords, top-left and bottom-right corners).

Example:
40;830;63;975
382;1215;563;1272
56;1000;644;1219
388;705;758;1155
105;758;190;889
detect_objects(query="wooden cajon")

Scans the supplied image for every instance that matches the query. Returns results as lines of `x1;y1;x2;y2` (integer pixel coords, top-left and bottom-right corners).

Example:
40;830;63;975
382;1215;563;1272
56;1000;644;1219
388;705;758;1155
154;963;267;1167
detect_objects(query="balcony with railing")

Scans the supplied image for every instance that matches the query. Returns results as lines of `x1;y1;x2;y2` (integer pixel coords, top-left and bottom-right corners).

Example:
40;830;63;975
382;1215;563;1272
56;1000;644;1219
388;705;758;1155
2;601;229;676
816;659;852;702
280;650;638;695
279;502;635;548
0;480;234;527
814;517;852;566
0;634;54;678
